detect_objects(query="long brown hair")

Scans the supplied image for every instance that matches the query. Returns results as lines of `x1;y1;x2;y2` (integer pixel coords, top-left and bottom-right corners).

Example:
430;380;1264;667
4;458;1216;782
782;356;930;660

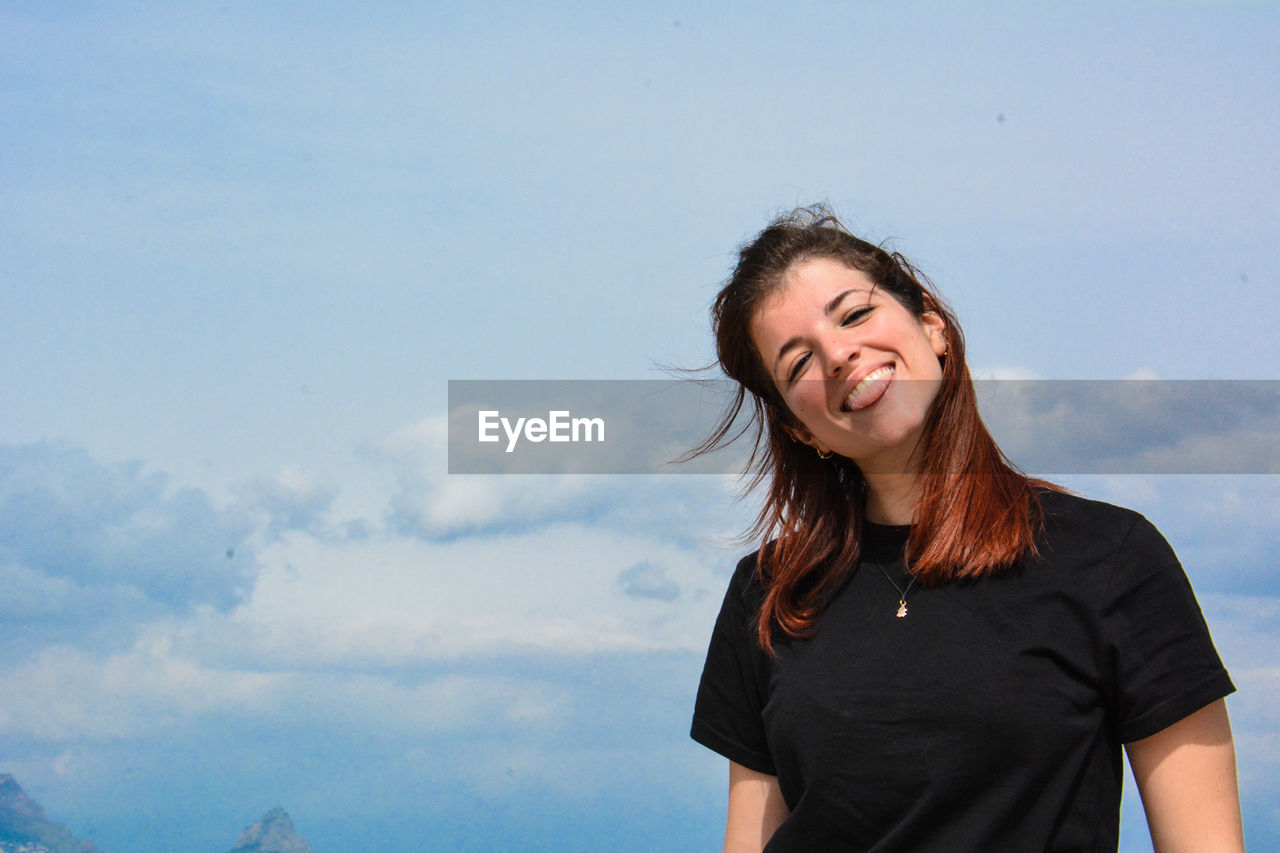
687;205;1059;653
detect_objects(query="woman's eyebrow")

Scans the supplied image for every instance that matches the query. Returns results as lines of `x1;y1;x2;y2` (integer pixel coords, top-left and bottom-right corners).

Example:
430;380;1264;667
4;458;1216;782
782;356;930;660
771;288;864;372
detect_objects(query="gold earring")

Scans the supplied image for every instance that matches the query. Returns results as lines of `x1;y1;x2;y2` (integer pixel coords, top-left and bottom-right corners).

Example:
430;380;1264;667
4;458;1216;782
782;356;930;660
817;448;832;459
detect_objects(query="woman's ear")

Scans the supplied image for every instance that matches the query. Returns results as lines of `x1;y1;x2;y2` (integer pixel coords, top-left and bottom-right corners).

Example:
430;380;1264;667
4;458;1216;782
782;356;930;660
922;311;947;357
783;424;827;456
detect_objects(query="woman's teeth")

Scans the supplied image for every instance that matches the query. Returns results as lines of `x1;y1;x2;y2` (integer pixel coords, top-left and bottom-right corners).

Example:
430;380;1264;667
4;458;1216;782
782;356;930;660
844;365;895;411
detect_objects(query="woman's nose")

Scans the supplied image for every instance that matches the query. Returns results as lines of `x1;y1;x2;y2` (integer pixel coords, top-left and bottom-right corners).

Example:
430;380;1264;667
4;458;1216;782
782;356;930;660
820;336;858;375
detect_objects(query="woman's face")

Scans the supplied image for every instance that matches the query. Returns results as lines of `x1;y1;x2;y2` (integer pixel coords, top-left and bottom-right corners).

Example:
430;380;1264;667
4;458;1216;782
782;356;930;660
750;257;947;475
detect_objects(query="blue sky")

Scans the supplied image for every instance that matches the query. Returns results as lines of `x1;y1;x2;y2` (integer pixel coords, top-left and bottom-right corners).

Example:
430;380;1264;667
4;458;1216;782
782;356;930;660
2;2;1279;850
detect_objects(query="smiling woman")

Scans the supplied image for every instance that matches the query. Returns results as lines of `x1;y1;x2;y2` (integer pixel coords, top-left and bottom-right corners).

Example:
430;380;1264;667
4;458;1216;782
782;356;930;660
686;206;1244;852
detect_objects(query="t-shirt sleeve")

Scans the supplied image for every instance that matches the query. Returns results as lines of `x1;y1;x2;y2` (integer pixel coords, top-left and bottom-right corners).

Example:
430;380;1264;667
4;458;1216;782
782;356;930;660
691;553;777;775
1102;513;1236;743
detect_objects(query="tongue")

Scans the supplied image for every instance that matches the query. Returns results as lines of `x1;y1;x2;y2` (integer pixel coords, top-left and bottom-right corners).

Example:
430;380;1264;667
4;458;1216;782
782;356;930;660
848;371;892;410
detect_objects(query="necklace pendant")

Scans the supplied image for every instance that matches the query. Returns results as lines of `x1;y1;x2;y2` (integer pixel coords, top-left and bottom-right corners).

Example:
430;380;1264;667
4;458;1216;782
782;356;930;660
896;600;908;618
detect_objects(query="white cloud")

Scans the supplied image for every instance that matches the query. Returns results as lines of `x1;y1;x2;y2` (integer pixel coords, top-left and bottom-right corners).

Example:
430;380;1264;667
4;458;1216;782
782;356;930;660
0;642;276;741
0;443;254;612
235;468;338;539
0;637;573;744
376;417;622;536
0;469;739;744
373;415;752;545
972;365;1041;380
0;430;752;748
974;381;1280;475
177;520;728;670
0;562;147;621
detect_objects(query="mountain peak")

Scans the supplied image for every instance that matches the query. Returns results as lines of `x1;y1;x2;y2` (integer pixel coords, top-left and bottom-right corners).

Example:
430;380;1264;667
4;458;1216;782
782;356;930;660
229;807;313;853
0;774;46;821
0;774;100;853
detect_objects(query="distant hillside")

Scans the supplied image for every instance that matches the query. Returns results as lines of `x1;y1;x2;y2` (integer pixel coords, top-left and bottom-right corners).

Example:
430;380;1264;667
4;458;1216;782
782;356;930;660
0;774;100;853
1;774;315;853
229;808;313;853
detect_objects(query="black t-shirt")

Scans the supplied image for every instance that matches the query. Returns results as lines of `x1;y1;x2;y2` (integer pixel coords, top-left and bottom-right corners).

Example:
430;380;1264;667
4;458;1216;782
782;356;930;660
691;491;1235;852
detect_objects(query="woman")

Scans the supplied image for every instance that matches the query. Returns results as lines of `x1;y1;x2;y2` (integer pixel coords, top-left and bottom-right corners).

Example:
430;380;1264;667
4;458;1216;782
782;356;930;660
689;206;1244;851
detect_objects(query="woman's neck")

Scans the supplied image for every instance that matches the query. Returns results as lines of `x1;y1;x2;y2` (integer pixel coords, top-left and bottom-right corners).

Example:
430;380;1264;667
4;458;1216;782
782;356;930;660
862;473;922;525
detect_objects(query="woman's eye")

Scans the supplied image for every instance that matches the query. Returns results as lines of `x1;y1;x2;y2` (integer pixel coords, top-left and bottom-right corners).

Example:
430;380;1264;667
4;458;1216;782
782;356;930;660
786;354;810;383
842;306;873;326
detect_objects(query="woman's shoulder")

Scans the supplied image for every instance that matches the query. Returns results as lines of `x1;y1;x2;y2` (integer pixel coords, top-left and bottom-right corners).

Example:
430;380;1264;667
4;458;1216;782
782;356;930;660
1037;487;1150;530
702;546;772;642
726;545;770;598
1033;488;1169;563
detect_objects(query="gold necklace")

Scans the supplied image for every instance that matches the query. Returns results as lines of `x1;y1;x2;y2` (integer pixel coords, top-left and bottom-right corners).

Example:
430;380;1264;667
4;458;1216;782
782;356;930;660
876;562;917;618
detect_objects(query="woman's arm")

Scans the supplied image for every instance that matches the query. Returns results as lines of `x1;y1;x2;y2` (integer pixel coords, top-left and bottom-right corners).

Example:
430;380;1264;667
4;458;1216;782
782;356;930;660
724;761;789;853
1125;698;1245;852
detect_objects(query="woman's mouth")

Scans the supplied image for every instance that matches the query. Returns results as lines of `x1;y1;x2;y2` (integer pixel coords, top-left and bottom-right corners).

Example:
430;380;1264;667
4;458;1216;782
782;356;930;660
843;365;895;411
